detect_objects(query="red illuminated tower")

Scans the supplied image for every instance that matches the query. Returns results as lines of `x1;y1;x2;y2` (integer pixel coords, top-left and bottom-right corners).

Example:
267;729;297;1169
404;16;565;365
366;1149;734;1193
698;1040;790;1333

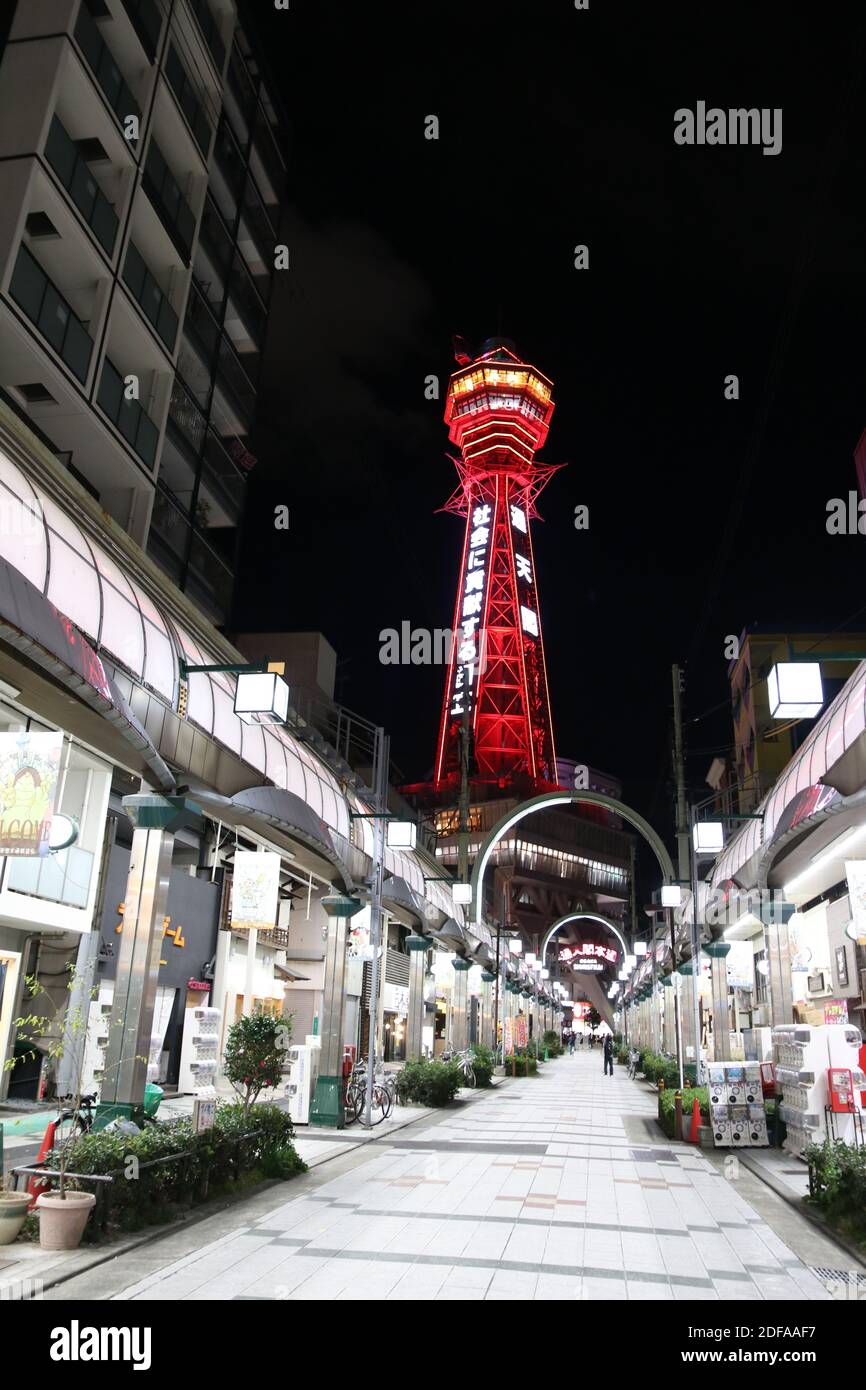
434;340;562;792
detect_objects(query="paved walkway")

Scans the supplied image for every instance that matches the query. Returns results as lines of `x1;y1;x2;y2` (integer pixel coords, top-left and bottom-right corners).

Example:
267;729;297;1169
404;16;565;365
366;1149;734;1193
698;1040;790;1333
46;1051;858;1301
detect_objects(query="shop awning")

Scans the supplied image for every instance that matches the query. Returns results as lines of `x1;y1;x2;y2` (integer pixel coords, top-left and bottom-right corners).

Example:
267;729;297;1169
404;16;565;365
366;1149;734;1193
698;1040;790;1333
275;963;309;982
382;874;426;925
0;554;175;791
231;785;337;860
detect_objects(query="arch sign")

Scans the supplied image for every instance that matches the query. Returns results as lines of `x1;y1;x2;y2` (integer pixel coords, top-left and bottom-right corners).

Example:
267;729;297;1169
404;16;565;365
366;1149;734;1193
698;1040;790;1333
468;789;677;925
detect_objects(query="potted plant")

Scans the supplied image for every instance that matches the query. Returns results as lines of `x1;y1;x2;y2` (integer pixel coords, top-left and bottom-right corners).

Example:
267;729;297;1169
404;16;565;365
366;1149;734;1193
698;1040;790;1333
5;966;100;1250
0;1187;31;1245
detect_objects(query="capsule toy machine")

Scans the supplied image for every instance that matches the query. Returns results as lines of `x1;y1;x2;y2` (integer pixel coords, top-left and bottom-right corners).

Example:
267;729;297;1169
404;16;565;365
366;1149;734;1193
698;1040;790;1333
743;1062;762;1103
747;1103;768;1146
711;1103;732;1148
730;1104;750;1146
708;1062;727;1108
726;1062;744;1105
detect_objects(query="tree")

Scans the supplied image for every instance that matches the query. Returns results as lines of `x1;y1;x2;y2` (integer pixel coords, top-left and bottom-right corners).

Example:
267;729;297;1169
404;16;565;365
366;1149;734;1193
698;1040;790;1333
223;1013;292;1117
585;1008;602;1033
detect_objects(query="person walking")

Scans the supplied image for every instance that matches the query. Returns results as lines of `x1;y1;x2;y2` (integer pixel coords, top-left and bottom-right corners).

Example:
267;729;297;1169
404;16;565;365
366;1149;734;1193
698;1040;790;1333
603;1034;614;1076
568;1032;575;1056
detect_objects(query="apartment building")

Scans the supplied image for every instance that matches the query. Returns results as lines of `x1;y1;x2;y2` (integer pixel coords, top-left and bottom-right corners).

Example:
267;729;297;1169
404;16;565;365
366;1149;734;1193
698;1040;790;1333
0;0;285;625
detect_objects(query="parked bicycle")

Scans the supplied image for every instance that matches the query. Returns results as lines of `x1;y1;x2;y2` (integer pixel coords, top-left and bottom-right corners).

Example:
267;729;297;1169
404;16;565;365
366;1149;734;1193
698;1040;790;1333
441;1043;476;1088
343;1061;392;1126
627;1048;640;1080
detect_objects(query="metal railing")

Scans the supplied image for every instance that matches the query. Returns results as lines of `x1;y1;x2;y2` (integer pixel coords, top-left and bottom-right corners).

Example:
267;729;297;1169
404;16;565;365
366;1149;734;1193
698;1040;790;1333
45;115;118;256
8;243;93;384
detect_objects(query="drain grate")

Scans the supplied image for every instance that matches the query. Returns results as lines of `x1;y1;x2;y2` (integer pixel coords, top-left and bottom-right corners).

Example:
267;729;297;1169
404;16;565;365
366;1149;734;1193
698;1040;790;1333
810;1267;866;1299
631;1148;678;1164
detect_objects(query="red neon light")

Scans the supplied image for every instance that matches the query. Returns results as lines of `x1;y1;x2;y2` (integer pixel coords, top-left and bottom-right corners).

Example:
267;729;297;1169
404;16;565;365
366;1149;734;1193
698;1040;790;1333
434;341;562;791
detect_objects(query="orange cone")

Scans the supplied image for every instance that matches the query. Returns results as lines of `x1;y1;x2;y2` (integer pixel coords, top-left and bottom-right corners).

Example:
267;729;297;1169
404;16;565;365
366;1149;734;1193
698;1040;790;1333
27;1117;57;1208
690;1096;702;1145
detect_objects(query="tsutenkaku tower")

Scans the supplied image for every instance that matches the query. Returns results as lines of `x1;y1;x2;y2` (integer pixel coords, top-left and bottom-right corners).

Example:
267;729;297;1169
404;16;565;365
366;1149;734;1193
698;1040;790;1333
434;339;562;791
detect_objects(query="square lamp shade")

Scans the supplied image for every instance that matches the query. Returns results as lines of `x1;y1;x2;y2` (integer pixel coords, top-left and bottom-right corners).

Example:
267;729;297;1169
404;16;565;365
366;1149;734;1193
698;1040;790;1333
618;969;629;981
451;881;472;905
634;941;648;956
767;662;823;720
693;820;724;854
234;671;289;725
524;951;537;965
510;939;524;955
540;968;549;979
661;884;682;908
386;819;417;850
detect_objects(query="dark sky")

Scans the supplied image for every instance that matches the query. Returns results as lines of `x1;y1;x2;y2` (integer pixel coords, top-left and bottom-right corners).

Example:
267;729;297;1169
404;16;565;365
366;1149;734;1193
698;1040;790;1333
234;1;866;842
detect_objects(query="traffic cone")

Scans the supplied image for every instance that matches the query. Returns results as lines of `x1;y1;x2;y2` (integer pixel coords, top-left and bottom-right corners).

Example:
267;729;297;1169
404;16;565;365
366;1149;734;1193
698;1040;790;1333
27;1117;58;1208
690;1095;702;1145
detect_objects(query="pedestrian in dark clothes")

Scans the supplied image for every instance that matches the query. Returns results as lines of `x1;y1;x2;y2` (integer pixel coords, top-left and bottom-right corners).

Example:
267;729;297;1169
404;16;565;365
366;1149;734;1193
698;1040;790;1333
603;1034;614;1076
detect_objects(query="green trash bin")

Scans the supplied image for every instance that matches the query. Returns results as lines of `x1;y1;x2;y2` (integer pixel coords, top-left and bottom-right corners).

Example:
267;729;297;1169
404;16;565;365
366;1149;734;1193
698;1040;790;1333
143;1082;164;1119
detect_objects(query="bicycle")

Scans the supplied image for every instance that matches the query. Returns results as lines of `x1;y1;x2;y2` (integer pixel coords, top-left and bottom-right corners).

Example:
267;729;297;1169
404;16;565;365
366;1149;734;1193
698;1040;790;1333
442;1044;476;1087
52;1092;97;1149
344;1061;391;1126
627;1049;640;1080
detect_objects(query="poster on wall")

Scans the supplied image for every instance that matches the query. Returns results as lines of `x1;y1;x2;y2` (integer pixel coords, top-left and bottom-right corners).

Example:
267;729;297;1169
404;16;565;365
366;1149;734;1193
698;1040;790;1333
503;1016;513;1056
514;1015;528;1050
726;941;754;990
230;850;281;931
0;730;63;856
823;999;849;1026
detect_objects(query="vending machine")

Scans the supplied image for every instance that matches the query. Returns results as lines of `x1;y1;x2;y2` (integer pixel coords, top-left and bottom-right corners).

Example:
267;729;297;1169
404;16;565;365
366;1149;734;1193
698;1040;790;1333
774;1022;864;1157
707;1061;769;1147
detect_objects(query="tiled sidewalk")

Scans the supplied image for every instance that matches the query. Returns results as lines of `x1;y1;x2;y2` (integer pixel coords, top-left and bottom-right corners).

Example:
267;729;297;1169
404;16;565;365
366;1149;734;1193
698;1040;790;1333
98;1050;840;1301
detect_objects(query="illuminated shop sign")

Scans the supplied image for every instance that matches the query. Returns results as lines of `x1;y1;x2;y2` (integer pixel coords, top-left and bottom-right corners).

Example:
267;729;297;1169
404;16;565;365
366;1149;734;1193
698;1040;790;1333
558;942;618;972
449;502;491;719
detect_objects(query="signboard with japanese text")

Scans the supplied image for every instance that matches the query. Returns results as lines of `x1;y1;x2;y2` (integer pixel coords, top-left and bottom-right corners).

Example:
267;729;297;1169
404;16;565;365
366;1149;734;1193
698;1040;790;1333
0;730;63;856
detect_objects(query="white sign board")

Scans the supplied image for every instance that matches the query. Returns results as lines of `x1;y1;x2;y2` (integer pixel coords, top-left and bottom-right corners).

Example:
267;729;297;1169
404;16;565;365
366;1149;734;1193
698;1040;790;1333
231;850;281;931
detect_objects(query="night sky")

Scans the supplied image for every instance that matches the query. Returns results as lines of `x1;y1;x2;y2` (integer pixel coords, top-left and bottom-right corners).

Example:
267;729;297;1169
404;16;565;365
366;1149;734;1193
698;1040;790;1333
235;1;866;843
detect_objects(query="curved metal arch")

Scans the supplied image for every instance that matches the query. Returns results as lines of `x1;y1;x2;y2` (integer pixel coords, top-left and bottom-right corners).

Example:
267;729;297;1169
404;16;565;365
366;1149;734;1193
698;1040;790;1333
540;912;629;964
468;789;676;922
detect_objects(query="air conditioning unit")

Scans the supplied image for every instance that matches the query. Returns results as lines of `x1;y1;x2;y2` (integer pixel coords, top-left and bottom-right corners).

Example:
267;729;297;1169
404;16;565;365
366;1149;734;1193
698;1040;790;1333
806;970;830;997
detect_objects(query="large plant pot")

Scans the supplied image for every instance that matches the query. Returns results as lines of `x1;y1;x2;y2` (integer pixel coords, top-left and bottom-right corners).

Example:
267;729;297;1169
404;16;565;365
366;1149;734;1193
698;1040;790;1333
0;1192;31;1245
36;1191;96;1250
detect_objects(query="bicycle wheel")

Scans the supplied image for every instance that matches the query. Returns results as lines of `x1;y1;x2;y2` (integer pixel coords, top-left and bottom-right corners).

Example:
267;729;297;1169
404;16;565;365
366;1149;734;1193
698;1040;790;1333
464;1064;476;1088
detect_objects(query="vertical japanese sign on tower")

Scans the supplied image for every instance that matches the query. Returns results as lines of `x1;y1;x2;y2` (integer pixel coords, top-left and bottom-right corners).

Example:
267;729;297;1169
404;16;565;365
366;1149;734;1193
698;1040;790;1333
434;340;563;792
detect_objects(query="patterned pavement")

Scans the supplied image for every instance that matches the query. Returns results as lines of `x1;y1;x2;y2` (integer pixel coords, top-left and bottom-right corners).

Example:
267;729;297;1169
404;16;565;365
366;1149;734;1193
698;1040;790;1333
106;1050;833;1301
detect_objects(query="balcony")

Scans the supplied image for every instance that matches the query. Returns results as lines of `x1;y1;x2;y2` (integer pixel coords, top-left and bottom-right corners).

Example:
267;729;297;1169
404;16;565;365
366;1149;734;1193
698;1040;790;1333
164;42;212;157
201;429;246;520
167;374;206;457
184;278;220;368
216;335;255;427
228;253;266;346
8;243;93;384
44;116;118;257
142;138;196;263
74;4;140;134
96;356;159;468
122;240;178;352
186;527;234;622
120;0;163;64
188;0;226;74
148;484;191;583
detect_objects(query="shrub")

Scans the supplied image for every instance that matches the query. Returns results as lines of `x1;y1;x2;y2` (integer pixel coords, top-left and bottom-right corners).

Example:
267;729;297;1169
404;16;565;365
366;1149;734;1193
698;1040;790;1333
223;1013;292;1115
542;1030;562;1058
504;1054;538;1075
55;1102;305;1238
616;1047;629;1065
657;1085;709;1139
805;1139;866;1250
470;1043;495;1088
397;1059;462;1107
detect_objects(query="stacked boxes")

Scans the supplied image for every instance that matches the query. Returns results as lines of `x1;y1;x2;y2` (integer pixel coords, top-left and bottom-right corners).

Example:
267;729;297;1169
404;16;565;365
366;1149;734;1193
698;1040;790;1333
178;1006;221;1096
707;1060;767;1147
773;1023;864;1158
